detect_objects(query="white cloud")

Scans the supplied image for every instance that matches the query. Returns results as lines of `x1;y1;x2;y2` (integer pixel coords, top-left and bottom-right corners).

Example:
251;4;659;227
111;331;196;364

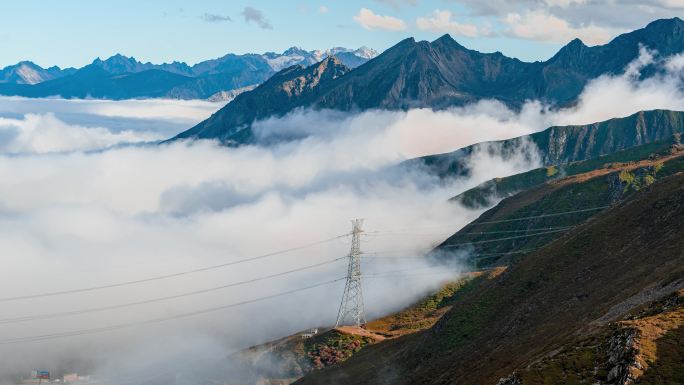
0;113;159;154
3;50;684;383
665;52;684;72
504;10;618;44
416;10;480;37
0;96;544;383
374;0;419;8
200;13;232;23
241;6;273;30
353;8;408;31
542;0;587;7
655;0;684;9
0;97;222;154
450;0;684;35
319;5;329;14
0;96;222;123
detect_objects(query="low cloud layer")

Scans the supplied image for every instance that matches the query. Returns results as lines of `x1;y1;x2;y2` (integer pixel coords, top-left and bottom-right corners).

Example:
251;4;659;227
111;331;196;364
0;97;224;153
1;51;683;384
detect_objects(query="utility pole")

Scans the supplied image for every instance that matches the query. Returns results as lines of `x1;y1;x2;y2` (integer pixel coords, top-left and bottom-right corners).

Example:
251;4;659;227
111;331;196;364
335;219;366;328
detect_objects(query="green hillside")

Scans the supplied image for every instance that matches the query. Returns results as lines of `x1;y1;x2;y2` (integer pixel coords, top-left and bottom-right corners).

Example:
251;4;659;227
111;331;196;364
437;134;684;268
296;171;684;385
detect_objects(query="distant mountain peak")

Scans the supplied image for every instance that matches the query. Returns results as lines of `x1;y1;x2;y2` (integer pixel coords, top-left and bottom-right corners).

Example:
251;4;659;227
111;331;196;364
550;37;588;62
282;47;309;57
646;16;684;28
433;34;455;43
167;17;684;146
0;60;72;85
431;33;469;52
353;46;378;59
314;55;347;77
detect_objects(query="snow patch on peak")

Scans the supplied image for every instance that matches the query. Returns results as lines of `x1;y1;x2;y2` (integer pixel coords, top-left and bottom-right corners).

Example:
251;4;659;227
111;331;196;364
261;46;378;71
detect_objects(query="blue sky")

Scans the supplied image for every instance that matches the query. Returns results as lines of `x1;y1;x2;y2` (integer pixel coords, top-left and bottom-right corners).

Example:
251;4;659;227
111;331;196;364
2;0;684;68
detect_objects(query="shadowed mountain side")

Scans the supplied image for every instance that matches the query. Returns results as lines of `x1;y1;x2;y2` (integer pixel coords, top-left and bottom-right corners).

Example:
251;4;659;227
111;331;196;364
0;48;376;101
171;18;684;145
295;172;684;385
172;57;351;144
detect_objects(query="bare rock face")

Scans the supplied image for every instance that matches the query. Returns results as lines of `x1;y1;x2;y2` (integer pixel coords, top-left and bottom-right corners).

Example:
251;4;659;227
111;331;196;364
605;327;640;384
495;374;521;385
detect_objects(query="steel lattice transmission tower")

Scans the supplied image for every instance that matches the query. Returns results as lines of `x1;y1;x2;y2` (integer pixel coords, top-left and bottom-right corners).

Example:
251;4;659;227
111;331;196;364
335;219;367;328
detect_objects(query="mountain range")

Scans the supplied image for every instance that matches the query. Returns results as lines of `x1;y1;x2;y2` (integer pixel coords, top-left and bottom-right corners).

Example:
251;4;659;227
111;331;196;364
173;17;684;145
413;109;684;179
0;46;377;101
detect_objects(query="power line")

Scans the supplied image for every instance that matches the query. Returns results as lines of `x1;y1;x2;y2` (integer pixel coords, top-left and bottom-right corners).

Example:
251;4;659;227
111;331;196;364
443;226;573;236
0;258;346;325
361;248;540;260
365;206;609;233
0;233;350;303
466;206;609;226
364;271;460;279
362;228;569;256
363;226;571;237
440;228;570;248
0;278;346;345
363;266;444;276
470;249;540;259
363;232;453;237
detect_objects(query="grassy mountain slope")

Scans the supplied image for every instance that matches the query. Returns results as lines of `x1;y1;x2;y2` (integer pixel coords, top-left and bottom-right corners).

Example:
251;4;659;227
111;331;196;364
415;109;684;179
503;290;683;385
435;135;684;268
223;276;483;385
295;170;684;385
453;134;683;209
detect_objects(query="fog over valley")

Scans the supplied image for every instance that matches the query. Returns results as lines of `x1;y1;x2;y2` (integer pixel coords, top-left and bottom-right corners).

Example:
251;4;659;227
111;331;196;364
2;49;684;383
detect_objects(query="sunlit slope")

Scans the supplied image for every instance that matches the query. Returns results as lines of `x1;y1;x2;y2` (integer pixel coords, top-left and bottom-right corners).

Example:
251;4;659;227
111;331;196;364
435;133;684;267
223;277;481;385
295;171;684;385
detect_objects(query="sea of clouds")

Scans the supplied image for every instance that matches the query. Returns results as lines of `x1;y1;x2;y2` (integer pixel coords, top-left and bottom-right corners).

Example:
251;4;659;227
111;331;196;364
0;48;683;384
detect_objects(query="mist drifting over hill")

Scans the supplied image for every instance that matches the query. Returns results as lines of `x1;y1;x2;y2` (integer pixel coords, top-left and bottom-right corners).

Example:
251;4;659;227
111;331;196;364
1;46;684;384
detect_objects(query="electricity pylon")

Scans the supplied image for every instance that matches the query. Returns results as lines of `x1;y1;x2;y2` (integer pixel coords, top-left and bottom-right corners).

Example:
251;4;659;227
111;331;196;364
335;219;366;328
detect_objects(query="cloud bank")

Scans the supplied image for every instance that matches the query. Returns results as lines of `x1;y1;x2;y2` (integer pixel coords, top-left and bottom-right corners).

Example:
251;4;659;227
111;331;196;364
1;49;684;384
0;97;224;153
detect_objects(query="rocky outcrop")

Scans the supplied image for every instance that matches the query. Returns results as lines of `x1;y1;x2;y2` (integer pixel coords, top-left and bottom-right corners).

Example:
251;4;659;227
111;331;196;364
172;57;351;144
495;374;521;385
605;327;641;384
